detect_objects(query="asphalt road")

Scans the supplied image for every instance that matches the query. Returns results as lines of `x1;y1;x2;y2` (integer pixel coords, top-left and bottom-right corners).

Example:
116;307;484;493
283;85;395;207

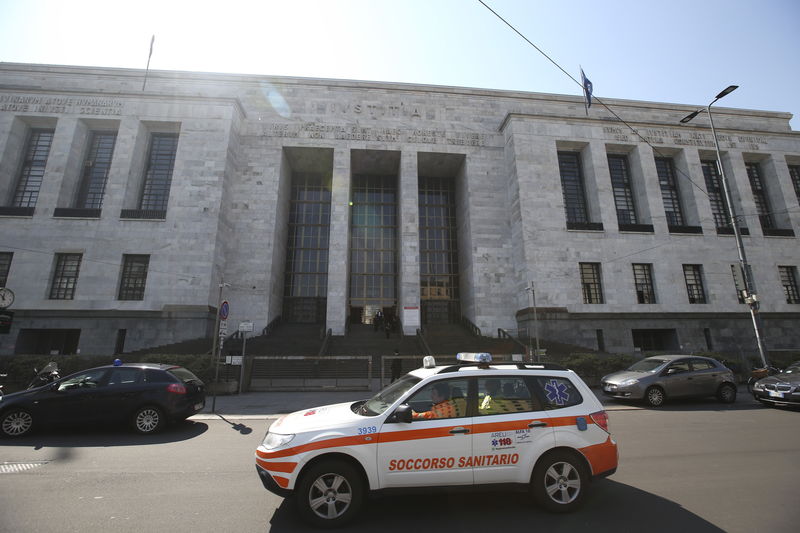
1;399;798;533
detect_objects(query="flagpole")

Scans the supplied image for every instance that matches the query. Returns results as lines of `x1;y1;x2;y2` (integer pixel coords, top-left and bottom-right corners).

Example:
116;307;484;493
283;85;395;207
142;35;155;91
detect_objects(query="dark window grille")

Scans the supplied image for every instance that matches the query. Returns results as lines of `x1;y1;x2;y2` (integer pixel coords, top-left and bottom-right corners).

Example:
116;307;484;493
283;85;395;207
49;253;82;300
349;175;397;306
118;254;150;300
12;129;54;208
557;152;589;224
701;160;731;229
139;133;178;211
633;263;656;304
419;176;460;304
283;173;331;302
683;264;706;304
607;155;638;225
655;157;685;226
790;165;800;203
580;262;604;304
77;132;117;209
779;266;800;304
0;252;12;287
745;162;774;230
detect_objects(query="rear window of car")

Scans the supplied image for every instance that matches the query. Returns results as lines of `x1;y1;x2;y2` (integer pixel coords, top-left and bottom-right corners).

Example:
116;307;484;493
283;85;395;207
529;376;583;410
144;368;173;383
168;367;202;383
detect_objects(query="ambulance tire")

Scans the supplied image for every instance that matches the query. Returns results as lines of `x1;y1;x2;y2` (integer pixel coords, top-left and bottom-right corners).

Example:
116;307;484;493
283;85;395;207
296;460;364;528
531;450;588;513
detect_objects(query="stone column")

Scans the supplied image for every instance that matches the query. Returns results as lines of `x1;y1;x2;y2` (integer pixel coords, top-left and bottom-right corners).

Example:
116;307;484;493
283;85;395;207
325;147;351;335
398;149;421;335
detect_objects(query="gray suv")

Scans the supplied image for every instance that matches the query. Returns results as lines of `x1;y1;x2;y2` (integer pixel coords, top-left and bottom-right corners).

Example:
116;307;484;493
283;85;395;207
601;355;737;407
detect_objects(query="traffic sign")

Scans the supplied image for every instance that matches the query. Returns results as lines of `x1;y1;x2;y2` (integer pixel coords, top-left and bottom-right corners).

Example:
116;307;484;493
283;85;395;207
219;301;229;320
239;320;254;332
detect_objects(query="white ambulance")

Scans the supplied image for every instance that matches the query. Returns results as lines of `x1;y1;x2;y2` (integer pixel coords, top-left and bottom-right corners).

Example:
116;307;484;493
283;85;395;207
255;353;618;527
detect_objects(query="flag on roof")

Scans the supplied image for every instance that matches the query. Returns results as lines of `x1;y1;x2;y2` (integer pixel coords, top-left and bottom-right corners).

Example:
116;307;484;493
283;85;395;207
580;68;593;113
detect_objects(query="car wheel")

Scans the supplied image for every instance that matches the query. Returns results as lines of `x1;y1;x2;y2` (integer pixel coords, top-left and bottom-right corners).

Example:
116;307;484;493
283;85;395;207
295;460;364;528
1;408;34;438
645;386;666;407
132;406;164;434
717;383;737;403
531;451;588;513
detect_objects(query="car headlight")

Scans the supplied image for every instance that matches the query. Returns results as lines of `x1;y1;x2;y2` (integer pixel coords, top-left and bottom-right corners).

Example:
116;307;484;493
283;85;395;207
619;378;639;387
753;382;765;391
262;432;295;450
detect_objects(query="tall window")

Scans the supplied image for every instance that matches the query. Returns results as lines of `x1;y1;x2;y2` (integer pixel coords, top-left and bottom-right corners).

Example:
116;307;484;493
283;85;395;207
655;157;685;226
118;254;150;300
0;252;12;287
419;176;460;323
558;152;589;224
77;132;117;209
632;263;656;304
701;160;731;229
49;253;82;300
579;262;604;304
607;155;637;225
682;264;706;304
139;133;178;211
778;266;800;304
789;165;800;203
12;129;55;208
283;173;331;323
350;175;397;317
745;162;774;230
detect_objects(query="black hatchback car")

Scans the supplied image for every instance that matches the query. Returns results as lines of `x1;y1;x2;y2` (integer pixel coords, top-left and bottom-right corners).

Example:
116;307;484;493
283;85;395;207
0;363;205;437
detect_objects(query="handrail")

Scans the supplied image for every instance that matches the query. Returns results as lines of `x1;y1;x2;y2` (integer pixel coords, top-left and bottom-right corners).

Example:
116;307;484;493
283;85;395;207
498;328;529;351
317;328;332;357
261;315;282;336
460;315;481;337
416;328;432;356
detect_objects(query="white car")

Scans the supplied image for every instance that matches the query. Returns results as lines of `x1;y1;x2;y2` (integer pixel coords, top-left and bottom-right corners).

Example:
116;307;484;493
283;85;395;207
255;353;618;527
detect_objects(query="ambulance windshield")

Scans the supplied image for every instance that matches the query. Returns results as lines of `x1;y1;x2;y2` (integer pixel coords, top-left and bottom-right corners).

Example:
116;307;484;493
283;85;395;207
359;375;421;416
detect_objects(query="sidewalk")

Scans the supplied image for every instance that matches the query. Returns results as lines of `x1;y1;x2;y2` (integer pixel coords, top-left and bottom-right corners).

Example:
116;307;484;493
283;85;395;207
190;386;639;420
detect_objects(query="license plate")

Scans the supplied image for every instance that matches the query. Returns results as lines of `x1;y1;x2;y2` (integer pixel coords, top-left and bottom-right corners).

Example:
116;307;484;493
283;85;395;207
194;402;205;410
768;391;784;398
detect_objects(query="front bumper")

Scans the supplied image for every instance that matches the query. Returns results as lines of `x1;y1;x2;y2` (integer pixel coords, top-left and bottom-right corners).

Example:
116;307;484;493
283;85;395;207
256;465;292;497
600;382;644;400
753;389;800;405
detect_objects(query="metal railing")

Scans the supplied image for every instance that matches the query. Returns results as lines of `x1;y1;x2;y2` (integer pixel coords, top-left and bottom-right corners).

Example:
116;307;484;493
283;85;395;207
460;315;481;337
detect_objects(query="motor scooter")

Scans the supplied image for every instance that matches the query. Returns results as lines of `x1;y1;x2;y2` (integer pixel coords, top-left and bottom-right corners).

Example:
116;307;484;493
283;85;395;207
27;362;60;389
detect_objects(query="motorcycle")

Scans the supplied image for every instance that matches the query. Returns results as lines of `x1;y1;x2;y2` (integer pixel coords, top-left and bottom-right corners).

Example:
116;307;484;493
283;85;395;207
27;362;61;389
747;365;781;394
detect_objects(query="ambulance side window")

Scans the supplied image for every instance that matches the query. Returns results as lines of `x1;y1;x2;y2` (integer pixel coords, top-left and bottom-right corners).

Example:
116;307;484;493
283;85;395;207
477;377;541;415
530;376;583;410
406;378;469;420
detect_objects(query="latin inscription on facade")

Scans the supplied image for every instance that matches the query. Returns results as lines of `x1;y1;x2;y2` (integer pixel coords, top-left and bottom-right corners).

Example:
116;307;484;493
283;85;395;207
602;126;768;150
262;122;488;147
0;94;124;115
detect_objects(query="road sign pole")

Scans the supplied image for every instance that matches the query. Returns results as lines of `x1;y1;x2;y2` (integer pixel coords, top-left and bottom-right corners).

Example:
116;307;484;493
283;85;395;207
210;277;229;413
239;333;246;395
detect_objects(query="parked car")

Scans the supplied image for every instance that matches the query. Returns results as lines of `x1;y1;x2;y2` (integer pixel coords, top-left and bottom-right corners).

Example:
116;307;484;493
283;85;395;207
600;355;737;407
0;362;205;437
752;361;800;407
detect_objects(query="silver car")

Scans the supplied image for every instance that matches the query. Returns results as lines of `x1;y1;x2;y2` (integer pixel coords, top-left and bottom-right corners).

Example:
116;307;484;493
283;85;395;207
600;355;737;407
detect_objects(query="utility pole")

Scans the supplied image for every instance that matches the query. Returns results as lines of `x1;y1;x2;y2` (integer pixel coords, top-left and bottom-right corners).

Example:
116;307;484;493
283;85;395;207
210;275;230;413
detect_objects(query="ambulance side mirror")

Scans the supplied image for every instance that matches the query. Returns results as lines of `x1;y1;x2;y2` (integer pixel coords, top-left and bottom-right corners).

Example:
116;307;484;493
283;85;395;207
389;404;413;424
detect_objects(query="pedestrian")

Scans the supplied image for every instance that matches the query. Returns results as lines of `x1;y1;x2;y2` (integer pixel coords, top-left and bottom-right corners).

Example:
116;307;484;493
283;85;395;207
391;351;402;382
384;320;391;339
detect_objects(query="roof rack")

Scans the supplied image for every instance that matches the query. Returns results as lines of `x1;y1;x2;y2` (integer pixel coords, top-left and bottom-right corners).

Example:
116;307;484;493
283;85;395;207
437;361;567;374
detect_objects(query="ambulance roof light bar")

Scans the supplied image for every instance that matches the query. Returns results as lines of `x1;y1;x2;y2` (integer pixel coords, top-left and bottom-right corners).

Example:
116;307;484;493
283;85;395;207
456;352;492;364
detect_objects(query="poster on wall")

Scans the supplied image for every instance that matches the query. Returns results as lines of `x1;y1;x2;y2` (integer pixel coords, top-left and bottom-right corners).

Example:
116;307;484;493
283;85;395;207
403;306;420;328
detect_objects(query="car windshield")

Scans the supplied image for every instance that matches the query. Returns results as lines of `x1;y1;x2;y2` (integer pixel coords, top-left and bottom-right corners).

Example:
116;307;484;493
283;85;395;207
782;363;800;374
358;375;421;416
627;358;668;372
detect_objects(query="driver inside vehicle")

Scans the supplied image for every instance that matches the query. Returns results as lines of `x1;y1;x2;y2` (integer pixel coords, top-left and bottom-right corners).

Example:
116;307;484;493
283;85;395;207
413;382;459;419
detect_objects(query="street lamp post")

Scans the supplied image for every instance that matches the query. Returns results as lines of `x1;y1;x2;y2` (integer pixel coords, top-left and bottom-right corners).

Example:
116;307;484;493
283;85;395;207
525;281;540;362
681;86;769;368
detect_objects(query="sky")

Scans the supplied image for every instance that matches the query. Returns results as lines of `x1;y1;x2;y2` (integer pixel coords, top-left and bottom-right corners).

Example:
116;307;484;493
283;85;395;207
1;0;799;129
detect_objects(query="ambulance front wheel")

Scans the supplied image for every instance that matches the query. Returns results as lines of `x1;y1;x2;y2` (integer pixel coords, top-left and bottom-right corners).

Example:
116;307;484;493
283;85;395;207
295;459;365;528
531;451;588;513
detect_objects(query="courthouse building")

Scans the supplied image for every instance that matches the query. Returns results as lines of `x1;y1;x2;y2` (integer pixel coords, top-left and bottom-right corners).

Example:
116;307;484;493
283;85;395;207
0;63;799;357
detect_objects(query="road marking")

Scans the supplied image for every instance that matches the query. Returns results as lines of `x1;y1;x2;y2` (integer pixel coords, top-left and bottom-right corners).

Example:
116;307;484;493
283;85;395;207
0;461;49;474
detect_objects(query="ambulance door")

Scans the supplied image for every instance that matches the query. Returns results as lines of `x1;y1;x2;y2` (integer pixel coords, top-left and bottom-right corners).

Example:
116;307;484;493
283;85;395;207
377;377;473;488
471;375;555;485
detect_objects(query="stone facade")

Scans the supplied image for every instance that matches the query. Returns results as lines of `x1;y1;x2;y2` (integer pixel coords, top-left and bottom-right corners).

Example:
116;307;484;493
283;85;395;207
0;63;798;357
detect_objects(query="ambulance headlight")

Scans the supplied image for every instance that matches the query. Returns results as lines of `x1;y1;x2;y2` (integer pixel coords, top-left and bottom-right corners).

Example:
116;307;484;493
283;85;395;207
262;431;295;450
